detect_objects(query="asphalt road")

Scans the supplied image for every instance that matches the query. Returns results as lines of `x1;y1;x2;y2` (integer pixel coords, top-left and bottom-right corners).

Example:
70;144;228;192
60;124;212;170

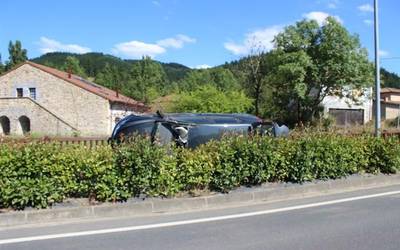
1;185;400;250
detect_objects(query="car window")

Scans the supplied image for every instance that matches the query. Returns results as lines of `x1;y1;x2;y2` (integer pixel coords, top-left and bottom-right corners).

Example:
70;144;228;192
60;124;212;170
154;122;174;146
116;121;155;141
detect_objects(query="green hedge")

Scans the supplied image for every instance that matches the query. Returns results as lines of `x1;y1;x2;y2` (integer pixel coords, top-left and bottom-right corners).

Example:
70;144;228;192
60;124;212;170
1;134;400;210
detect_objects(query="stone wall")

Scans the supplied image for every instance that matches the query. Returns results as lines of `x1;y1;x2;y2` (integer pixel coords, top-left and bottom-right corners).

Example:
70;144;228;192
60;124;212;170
382;103;400;120
0;98;76;136
0;64;111;136
109;103;141;133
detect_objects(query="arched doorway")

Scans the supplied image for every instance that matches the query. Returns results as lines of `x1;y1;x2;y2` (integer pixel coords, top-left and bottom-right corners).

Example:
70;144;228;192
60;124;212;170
0;116;10;135
18;116;31;135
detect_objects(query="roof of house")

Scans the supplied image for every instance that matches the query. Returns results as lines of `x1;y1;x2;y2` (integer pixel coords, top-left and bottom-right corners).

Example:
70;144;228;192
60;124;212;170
3;61;149;112
381;88;400;94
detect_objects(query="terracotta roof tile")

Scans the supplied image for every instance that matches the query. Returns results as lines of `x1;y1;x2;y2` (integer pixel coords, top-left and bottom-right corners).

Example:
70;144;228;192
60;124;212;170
24;61;149;112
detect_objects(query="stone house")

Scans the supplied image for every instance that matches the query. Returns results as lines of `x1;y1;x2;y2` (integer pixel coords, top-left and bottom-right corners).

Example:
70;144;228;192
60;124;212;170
0;61;148;137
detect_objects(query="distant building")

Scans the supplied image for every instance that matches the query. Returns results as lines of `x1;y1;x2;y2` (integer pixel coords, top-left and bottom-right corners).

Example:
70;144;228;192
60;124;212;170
322;87;373;126
0;61;148;137
380;88;400;120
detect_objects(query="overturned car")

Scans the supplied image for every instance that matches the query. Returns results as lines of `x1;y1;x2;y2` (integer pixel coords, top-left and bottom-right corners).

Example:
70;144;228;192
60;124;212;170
110;112;289;148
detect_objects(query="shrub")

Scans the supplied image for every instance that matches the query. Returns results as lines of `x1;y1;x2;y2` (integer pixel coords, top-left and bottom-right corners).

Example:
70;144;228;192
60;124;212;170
113;137;179;197
1;134;400;210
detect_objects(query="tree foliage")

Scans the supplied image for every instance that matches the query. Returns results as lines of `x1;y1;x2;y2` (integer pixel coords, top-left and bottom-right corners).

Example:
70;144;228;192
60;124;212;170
127;56;169;104
95;62;126;90
6;40;27;70
270;17;374;124
381;68;400;88
0;54;4;74
177;67;239;92
61;56;87;77
171;85;253;113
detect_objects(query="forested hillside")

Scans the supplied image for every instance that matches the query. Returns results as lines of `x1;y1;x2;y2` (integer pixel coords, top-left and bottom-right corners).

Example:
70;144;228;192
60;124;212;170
32;52;191;82
381;68;400;88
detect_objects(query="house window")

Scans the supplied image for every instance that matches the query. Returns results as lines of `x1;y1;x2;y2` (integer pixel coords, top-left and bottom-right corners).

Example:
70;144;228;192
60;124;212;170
29;88;36;100
16;88;23;98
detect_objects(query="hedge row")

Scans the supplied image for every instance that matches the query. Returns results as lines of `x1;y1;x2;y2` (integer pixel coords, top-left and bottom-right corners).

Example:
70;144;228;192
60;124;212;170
1;134;400;210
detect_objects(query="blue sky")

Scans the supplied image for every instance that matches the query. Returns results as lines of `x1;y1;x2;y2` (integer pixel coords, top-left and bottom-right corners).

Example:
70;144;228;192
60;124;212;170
1;0;399;73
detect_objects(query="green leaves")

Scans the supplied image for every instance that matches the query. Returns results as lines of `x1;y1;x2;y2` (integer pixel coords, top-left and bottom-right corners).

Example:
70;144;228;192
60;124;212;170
170;84;253;113
1;135;400;210
269;17;374;125
7;40;28;70
62;56;87;77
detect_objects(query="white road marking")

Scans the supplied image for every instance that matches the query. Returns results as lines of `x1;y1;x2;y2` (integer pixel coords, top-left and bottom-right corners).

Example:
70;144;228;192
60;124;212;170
1;189;400;245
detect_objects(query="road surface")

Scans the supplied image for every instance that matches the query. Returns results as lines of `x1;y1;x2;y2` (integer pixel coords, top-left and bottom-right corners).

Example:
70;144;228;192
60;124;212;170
1;185;400;250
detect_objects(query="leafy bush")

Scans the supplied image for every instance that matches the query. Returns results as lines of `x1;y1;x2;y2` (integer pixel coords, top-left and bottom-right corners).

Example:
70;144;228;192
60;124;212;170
1;134;400;210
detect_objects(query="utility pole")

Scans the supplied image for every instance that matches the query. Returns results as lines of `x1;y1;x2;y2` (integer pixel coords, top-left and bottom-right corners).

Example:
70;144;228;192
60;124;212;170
374;0;381;137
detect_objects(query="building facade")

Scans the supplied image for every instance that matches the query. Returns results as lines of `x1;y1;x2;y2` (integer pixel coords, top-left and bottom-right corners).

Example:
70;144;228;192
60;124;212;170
322;87;373;126
380;88;400;120
0;61;148;137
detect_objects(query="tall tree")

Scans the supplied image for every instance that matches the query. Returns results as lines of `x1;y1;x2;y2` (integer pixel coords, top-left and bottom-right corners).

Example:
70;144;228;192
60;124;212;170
7;40;27;70
62;56;87;77
240;49;276;116
270;17;373;124
95;62;123;90
128;56;168;103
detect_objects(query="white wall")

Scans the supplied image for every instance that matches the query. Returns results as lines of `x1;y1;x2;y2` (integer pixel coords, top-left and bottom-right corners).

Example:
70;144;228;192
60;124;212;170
321;87;373;123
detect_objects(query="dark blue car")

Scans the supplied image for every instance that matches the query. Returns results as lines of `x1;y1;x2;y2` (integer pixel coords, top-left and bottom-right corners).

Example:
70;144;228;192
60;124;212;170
110;112;289;148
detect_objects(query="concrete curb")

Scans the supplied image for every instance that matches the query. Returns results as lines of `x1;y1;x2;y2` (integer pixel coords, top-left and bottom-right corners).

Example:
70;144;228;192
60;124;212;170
1;174;400;227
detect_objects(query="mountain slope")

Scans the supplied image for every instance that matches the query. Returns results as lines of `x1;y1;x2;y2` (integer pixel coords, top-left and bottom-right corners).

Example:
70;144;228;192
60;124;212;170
31;52;192;82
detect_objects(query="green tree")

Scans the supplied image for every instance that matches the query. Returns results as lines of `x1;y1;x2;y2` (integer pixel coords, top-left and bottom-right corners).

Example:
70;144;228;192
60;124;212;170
171;85;253;113
0;54;4;74
270;17;373;124
381;68;400;88
127;56;168;103
62;56;87;77
95;62;123;90
178;67;239;92
241;50;275;116
6;40;27;70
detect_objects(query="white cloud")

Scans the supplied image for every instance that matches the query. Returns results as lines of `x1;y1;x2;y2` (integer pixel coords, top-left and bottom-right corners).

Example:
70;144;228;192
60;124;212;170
38;37;91;54
157;34;196;49
379;50;389;57
112;41;166;58
364;19;373;26
194;64;212;69
358;4;374;12
302;11;343;26
113;34;196;59
224;26;282;56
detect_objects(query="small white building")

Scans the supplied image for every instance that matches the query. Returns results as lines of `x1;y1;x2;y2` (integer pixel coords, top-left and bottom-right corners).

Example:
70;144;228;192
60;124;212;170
322;87;373;126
